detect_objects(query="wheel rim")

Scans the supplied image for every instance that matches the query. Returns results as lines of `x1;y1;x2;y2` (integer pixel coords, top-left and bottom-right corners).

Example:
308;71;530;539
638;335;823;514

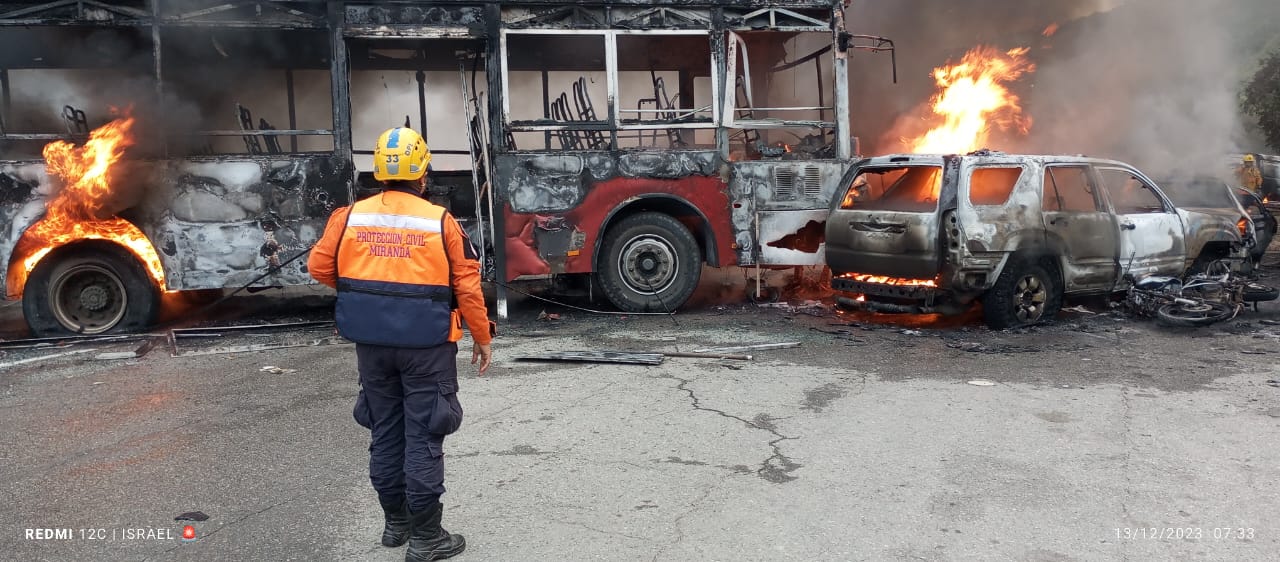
1013;274;1048;322
1166;302;1225;319
49;263;128;334
1178;302;1214;314
616;234;679;295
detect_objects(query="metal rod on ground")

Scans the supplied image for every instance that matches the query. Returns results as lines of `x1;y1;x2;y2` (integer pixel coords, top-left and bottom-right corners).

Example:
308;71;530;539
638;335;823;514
0;333;161;349
662;351;752;360
0;348;98;370
171;338;350;358
692;342;801;354
170;320;332;335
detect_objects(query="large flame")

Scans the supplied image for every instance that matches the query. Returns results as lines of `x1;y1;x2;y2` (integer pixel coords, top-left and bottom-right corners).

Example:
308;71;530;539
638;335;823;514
5;115;166;298
908;46;1036;154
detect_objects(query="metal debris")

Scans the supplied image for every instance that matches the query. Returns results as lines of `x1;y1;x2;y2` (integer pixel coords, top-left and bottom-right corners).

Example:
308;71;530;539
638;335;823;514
93;339;159;361
0;348;98;370
691;342;800;354
1061;305;1096;315
967;380;996;386
170;321;333;337
662;351;752;361
168;321;339;356
0;333;159;350
515;351;664;365
259;366;298;374
171;337;348;358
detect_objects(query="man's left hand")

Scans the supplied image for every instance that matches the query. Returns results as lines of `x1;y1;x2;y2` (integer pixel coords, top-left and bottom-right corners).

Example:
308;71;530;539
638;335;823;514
472;342;492;375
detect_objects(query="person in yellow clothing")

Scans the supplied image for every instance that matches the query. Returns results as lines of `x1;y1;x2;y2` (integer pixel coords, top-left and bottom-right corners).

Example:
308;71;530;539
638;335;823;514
1237;154;1264;193
309;127;493;562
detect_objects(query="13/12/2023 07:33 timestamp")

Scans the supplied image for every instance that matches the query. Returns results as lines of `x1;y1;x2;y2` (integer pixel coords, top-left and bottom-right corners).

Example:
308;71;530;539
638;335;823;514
1113;527;1256;541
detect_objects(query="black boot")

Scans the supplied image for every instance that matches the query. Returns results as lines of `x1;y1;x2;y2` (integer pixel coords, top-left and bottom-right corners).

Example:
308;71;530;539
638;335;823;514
380;497;412;547
405;501;466;561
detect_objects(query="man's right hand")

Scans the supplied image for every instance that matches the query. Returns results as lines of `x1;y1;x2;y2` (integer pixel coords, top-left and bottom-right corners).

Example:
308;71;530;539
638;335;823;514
472;342;492;375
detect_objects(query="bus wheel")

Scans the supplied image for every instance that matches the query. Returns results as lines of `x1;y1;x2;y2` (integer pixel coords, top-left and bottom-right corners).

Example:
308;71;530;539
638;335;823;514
597;212;702;312
22;245;160;337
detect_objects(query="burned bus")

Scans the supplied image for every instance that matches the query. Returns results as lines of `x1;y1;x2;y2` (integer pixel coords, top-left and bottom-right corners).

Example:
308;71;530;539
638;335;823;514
0;0;889;336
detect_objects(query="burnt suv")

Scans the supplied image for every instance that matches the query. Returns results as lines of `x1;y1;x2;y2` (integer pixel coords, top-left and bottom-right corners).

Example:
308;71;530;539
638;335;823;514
825;152;1251;328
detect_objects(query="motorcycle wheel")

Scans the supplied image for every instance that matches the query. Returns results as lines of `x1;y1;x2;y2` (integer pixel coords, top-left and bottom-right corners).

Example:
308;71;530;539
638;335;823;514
1242;282;1280;302
1156;301;1234;327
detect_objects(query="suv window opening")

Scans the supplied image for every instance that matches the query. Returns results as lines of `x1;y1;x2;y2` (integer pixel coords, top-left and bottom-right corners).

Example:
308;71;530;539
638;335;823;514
1098;167;1166;214
969;166;1023;207
1045;166;1067;212
1046;165;1098;213
839;165;943;213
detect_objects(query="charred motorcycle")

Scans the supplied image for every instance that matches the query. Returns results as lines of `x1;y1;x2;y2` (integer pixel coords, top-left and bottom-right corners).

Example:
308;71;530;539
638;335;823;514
1125;261;1278;327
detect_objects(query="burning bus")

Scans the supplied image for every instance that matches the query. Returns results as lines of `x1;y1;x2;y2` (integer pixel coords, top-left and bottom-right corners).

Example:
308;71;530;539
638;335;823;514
0;1;890;336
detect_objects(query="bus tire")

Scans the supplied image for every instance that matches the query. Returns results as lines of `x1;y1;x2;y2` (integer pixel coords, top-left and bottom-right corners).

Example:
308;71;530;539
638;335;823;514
22;244;160;337
596;212;702;313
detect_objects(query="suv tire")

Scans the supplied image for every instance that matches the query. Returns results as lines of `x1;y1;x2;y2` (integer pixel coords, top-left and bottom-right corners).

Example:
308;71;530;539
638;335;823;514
982;256;1062;329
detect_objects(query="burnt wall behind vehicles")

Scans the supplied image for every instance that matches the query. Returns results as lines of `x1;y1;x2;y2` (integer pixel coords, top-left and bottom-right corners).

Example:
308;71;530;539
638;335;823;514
0;154;350;297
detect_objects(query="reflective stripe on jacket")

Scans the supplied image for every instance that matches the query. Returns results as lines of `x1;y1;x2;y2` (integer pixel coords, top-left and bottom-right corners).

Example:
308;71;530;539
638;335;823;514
334;192;453;348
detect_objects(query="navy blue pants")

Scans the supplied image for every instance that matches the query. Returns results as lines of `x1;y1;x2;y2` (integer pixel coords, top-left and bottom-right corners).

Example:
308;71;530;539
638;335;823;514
355;342;465;513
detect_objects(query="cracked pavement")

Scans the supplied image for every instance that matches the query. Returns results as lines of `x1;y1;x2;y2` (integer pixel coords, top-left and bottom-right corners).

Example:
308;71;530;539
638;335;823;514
1;285;1279;561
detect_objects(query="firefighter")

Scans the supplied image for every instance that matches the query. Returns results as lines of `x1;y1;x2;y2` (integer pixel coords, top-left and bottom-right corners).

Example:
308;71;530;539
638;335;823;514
308;127;494;562
1237;154;1264;193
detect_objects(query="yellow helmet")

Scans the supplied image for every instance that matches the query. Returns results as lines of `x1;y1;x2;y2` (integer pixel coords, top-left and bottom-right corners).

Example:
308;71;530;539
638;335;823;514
373;127;431;181
1244;154;1256;163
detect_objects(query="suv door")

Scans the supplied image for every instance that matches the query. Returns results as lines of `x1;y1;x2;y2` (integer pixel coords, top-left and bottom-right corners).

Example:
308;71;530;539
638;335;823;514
1041;165;1119;291
1095;167;1187;278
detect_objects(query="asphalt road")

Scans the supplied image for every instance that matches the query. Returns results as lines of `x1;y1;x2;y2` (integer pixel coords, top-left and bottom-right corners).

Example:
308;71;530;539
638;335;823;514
2;281;1280;561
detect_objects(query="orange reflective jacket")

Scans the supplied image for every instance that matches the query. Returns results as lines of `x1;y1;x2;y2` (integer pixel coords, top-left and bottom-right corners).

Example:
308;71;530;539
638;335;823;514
308;189;492;347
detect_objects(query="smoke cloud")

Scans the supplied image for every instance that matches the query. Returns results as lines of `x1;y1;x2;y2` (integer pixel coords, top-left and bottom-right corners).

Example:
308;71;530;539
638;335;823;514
847;0;1280;177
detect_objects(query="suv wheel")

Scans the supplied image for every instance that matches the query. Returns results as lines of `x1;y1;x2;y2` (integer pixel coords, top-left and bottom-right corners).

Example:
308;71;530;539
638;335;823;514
982;256;1063;329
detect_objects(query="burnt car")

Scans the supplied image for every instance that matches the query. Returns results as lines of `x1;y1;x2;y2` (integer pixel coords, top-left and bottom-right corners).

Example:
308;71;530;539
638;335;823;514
1156;175;1269;265
825;152;1251;329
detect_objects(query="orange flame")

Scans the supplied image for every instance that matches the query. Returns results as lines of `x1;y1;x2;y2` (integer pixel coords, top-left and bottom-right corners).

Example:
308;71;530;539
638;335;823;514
908;46;1036;154
840;273;938;288
6;114;165;298
1042;23;1059;37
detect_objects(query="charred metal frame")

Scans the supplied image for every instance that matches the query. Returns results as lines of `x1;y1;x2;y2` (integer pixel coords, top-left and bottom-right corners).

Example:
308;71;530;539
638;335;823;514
0;1;342;153
0;0;888;319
